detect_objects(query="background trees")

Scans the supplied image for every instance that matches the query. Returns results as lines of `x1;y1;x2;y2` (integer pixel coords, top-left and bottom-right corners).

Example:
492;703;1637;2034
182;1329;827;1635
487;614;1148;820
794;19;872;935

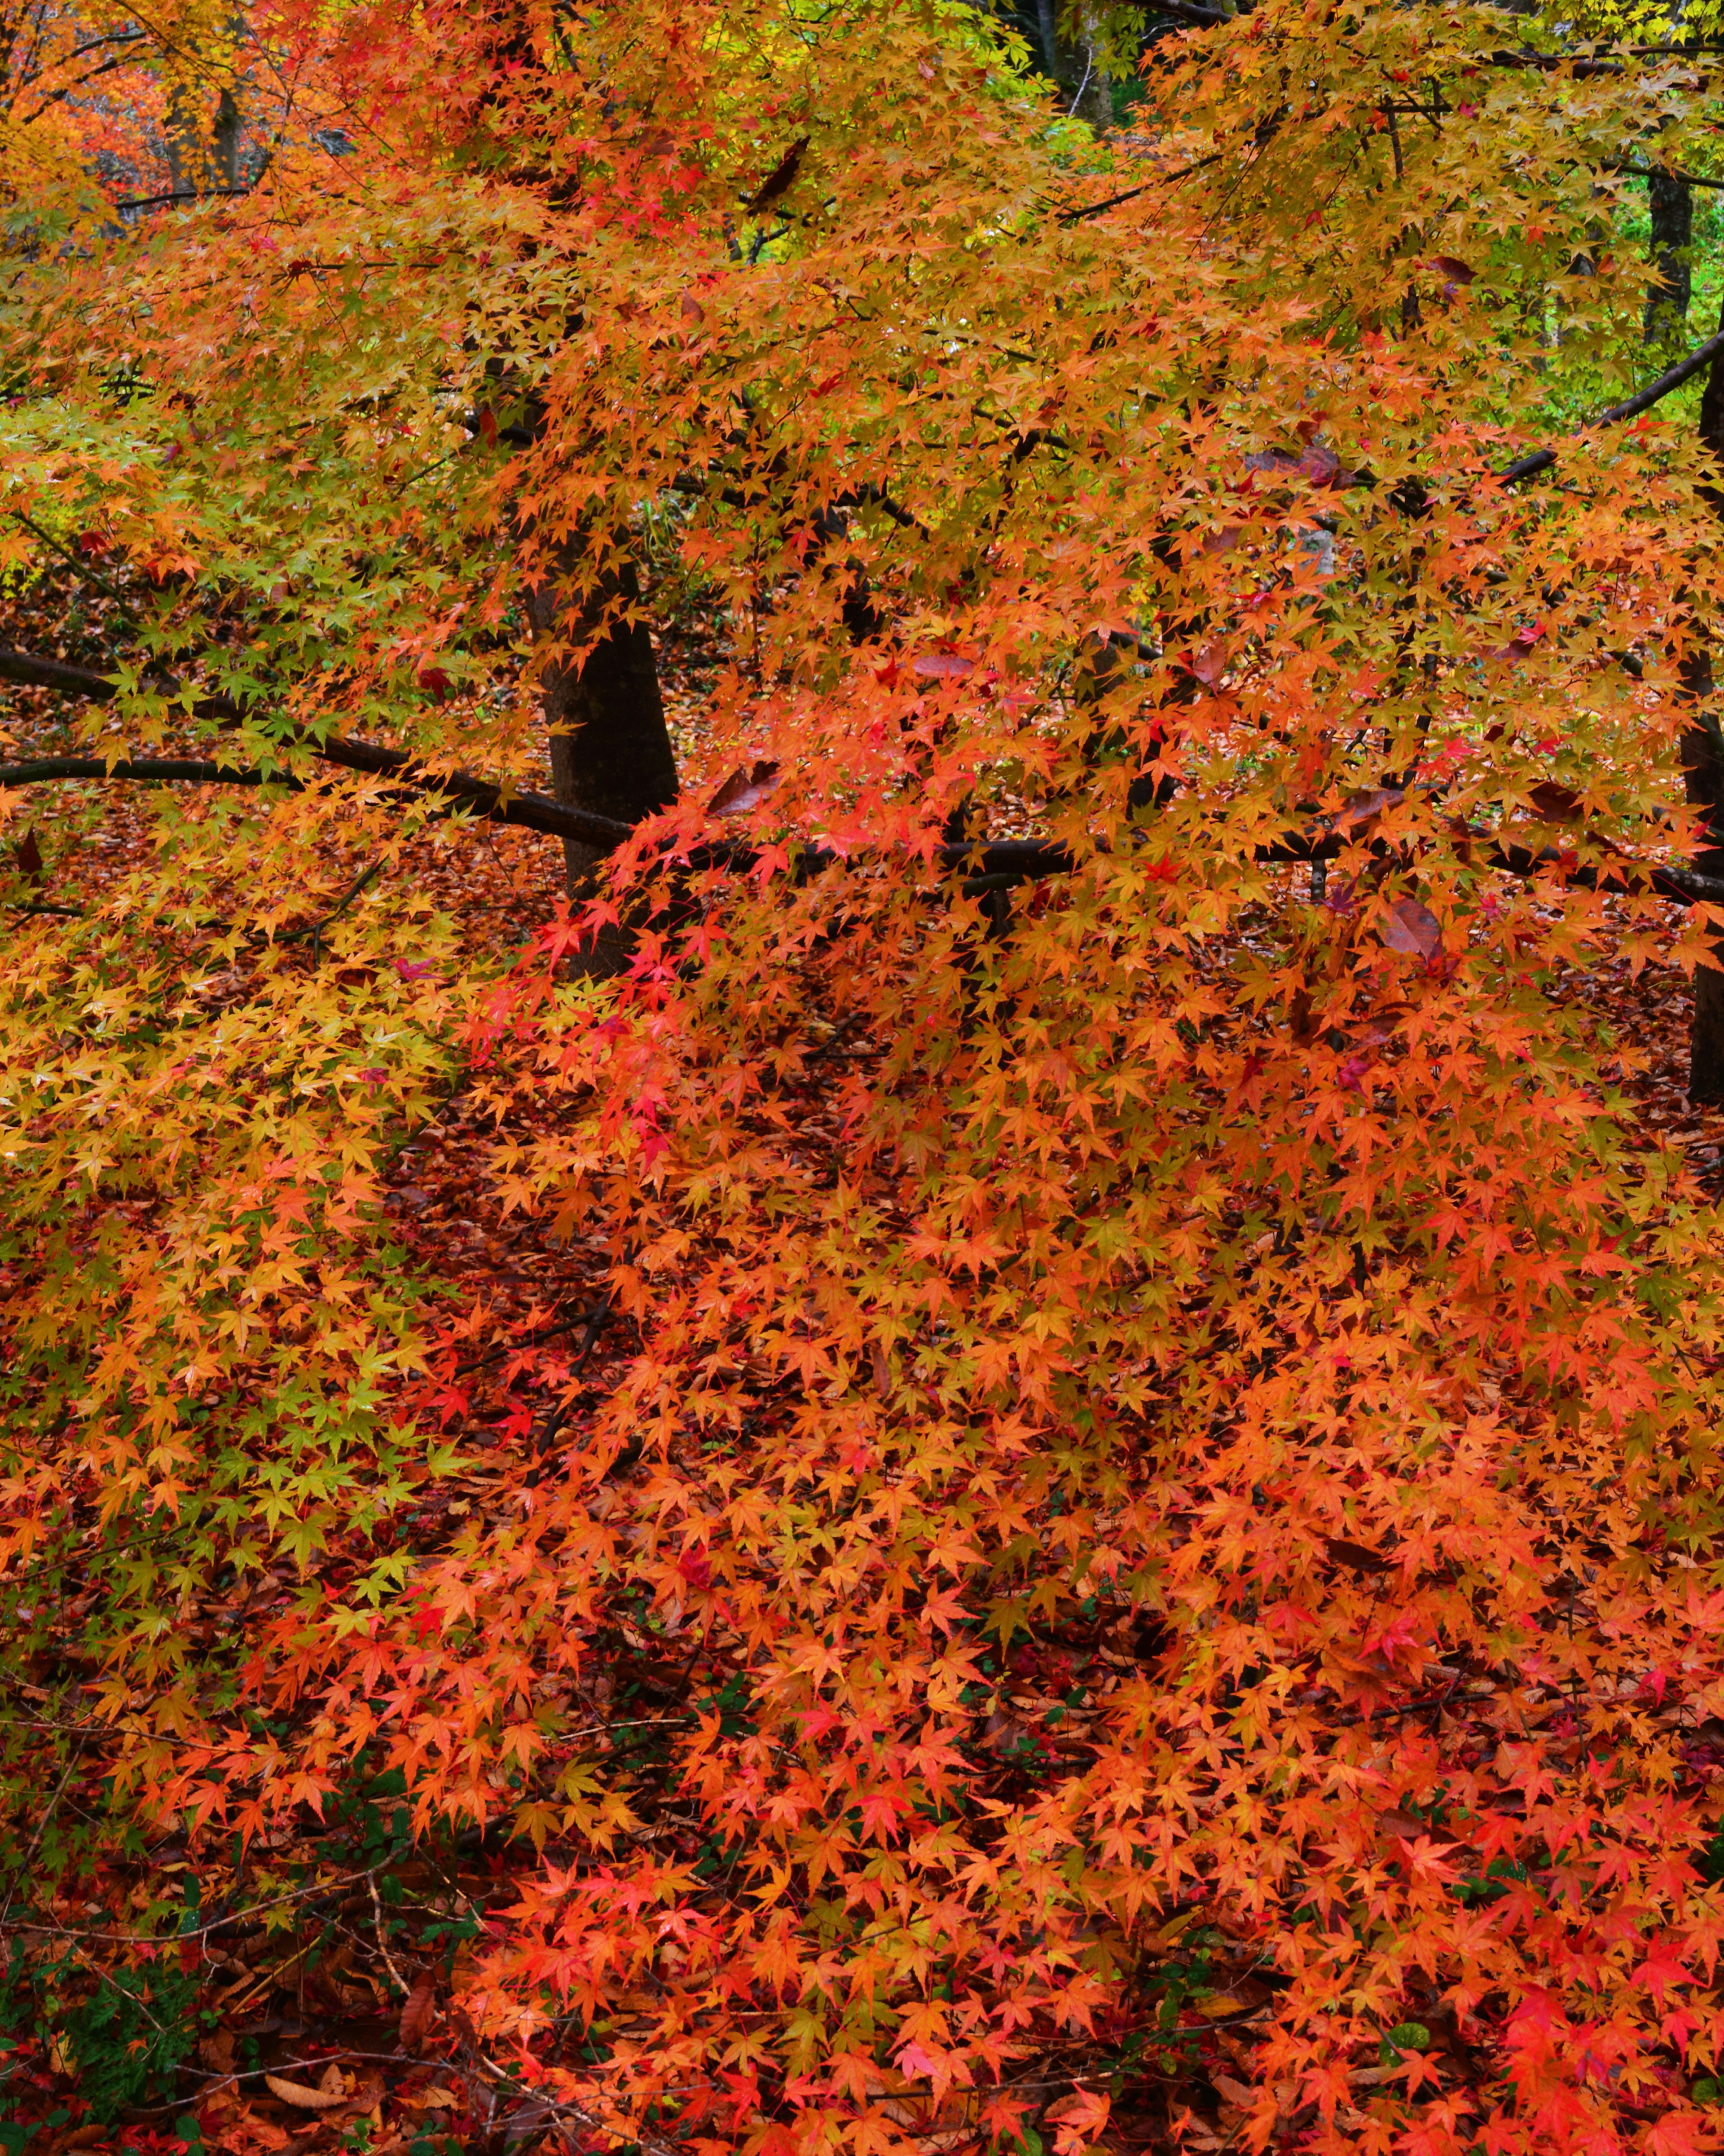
6;4;1724;2154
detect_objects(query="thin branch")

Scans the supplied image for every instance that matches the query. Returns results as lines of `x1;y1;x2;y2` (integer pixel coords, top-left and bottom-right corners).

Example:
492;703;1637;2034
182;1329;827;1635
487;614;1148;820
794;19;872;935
279;854;385;950
0;648;635;849
113;184;252;214
12;511;138;612
1499;320;1724;483
1056;153;1222;224
22;51;155;122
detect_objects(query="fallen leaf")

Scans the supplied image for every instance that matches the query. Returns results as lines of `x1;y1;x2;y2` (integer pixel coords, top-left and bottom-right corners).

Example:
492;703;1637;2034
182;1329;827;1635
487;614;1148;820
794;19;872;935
199;2025;237;2072
745;135;810;212
1242;439;1358;489
1333;786;1403;833
14;827;42;881
265;2063;349;2111
1528;780;1583;824
400;1972;437;2053
1494;621;1545;661
1047;2088;1111;2154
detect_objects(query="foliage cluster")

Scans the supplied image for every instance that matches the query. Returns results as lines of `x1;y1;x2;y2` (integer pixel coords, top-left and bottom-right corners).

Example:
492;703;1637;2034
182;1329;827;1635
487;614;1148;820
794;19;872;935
8;2;1724;2153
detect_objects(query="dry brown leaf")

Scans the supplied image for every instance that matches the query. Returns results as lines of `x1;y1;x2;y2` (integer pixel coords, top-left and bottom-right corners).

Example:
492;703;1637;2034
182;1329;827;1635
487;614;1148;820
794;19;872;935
265;2062;349;2111
199;2026;237;2073
399;1971;437;2054
1322;1533;1396;1576
1380;897;1443;961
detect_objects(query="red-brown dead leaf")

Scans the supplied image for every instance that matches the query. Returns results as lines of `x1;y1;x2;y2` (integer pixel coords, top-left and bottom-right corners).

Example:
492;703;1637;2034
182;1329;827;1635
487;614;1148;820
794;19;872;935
400;1972;438;2053
708;759;782;816
1528;780;1584;824
1379;898;1443;960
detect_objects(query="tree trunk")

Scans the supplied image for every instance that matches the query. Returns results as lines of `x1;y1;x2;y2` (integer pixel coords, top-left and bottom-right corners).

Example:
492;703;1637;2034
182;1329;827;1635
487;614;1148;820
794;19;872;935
1034;0;1111;131
214;86;242;190
525;548;678;902
1645;168;1693;349
1688;313;1724;1099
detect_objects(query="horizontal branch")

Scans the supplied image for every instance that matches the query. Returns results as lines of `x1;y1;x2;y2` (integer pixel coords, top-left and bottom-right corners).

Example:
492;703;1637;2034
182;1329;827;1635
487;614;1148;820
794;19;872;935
0;757;293;789
0;648;635;851
114;184;251;215
6;753;1720;912
1617;159;1724;192
8;658;1720;915
1056;154;1223;225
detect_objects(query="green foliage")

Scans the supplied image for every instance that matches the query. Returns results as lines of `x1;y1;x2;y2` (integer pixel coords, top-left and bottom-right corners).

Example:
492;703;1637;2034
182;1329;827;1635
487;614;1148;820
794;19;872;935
0;1944;203;2125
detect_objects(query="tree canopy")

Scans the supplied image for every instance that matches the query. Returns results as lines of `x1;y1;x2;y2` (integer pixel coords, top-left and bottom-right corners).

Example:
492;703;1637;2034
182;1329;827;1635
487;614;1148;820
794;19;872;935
8;3;1724;2152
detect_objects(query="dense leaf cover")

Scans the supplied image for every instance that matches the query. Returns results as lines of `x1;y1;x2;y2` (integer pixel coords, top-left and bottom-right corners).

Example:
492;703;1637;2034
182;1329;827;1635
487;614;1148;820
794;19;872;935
8;3;1724;2152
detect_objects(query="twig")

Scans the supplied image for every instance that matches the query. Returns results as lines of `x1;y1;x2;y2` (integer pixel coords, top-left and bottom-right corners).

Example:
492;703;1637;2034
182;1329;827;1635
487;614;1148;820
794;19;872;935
367;1869;413;1999
452;1301;608;1376
1056;153;1223;223
279;855;385;947
10;512;136;613
0;1754;81;1926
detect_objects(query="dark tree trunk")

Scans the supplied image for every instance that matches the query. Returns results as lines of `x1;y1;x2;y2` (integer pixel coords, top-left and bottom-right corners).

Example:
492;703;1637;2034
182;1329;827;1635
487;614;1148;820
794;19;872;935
525;545;678;916
1645;169;1693;349
1683;692;1724;1101
1687;315;1724;1100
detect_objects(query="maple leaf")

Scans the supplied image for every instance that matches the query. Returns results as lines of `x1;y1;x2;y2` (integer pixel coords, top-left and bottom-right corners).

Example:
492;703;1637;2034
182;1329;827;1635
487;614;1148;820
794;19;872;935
1048;2090;1111;2154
